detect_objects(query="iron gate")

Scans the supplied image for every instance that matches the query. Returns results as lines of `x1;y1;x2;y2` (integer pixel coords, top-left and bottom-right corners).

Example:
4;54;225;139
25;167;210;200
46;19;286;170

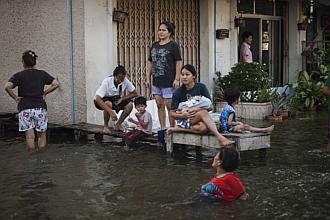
117;0;199;98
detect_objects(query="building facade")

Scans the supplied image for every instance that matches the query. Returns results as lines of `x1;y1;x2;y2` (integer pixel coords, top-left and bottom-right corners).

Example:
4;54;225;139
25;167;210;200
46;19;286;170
0;0;328;125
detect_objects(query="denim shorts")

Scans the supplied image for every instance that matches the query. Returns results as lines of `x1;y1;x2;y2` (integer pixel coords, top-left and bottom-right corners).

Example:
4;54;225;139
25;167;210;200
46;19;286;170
18;108;48;132
152;86;174;99
176;119;192;129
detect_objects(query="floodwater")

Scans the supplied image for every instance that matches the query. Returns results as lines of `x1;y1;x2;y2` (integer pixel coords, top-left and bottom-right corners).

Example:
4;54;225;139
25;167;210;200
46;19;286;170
0;112;329;220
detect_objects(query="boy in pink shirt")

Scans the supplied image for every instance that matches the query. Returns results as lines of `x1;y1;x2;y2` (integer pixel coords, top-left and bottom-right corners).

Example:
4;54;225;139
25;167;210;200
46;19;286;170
123;96;152;150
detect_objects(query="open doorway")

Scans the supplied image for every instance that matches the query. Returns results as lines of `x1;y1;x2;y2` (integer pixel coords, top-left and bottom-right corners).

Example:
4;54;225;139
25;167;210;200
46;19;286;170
238;18;283;86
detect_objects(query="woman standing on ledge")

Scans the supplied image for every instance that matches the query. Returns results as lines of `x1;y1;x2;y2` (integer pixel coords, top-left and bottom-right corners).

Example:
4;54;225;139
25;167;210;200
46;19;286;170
147;21;182;129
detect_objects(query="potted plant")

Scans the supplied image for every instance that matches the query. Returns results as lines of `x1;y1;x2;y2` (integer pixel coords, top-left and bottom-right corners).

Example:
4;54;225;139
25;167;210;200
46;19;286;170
215;62;272;119
267;88;291;121
292;70;327;111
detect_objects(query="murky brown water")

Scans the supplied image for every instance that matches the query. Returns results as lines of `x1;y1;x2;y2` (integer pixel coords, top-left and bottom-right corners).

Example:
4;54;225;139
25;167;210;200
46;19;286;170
0;112;329;220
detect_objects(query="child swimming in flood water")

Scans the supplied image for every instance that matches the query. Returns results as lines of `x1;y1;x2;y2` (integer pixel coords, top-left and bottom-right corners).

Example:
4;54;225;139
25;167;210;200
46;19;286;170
219;87;274;133
201;147;248;201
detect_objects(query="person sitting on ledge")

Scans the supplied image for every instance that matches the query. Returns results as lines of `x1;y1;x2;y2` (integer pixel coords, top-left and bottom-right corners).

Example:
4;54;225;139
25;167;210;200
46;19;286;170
219;87;274;133
168;64;234;146
94;65;138;134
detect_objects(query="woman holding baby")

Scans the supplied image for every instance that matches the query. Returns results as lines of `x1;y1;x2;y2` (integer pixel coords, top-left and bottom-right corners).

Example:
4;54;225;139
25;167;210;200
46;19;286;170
169;64;234;146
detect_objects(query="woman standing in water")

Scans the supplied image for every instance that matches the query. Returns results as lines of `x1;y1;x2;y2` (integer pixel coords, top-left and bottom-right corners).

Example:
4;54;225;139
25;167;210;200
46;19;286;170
169;64;234;146
147;21;182;129
4;50;60;152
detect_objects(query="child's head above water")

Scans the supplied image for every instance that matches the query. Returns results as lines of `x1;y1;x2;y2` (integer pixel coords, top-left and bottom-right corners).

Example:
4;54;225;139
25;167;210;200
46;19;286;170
224;87;241;105
213;147;240;172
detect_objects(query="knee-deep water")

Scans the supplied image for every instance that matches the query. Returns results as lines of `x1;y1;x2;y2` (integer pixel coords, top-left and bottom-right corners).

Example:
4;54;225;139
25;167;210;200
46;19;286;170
0;112;329;220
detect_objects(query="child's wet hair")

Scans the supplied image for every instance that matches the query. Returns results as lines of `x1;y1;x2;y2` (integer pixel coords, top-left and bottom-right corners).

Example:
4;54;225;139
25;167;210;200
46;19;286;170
160;21;176;37
218;147;240;172
224;87;240;105
113;65;127;76
22;50;38;67
134;96;147;106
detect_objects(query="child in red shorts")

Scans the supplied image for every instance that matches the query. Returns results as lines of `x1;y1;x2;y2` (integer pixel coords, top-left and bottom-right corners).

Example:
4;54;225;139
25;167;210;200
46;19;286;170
201;147;248;201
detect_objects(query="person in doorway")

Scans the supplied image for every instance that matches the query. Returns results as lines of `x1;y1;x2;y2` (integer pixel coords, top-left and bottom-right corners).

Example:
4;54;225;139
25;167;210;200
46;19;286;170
322;74;330;153
168;64;234;146
200;147;248;201
123;96;152;150
4;50;60;152
147;21;182;130
94;65;138;134
240;31;253;63
219;87;274;133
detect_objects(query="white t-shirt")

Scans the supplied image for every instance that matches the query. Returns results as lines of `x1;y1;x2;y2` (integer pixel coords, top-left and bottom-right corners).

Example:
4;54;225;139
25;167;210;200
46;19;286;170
95;76;135;98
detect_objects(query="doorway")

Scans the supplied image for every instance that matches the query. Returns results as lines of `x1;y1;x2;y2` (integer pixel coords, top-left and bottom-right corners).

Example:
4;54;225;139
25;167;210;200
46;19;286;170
239;18;283;86
117;0;200;98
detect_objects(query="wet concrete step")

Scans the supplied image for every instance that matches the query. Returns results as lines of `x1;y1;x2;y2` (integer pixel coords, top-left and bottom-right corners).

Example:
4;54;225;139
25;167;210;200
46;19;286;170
63;122;158;143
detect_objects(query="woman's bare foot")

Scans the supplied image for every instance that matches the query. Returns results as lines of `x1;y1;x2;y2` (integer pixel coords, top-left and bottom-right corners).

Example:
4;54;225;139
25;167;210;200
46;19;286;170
167;126;182;135
218;136;235;146
264;125;274;132
114;124;124;132
102;126;111;134
167;127;175;136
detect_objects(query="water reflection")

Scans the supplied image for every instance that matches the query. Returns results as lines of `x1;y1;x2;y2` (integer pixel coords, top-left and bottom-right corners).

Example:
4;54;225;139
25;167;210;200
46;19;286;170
0;112;329;219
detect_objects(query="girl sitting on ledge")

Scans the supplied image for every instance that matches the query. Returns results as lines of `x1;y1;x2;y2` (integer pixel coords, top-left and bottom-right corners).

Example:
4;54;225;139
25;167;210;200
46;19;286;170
168;64;234;146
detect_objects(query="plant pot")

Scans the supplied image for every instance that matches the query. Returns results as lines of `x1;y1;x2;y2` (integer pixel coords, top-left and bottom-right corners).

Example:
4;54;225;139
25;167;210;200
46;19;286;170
215;101;272;120
277;109;289;119
308;106;317;112
267;115;283;122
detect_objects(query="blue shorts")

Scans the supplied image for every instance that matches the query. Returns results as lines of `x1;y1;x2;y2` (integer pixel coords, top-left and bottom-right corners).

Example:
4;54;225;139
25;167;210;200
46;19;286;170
152;86;173;99
18;108;48;132
176;119;192;129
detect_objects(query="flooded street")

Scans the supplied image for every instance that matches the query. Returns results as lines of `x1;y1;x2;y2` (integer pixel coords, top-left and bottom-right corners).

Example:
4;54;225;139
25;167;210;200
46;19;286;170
0;112;329;220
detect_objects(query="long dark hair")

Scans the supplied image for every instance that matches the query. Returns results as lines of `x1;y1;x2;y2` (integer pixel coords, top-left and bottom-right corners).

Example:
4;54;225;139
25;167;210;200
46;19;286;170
160;21;176;37
180;64;198;89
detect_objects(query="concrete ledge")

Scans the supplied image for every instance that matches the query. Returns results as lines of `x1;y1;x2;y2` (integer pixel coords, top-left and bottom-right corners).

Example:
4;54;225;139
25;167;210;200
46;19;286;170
166;132;270;154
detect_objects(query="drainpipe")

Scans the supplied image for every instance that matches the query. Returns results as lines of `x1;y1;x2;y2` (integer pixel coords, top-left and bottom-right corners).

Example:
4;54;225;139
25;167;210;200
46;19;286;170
67;0;76;124
214;0;217;75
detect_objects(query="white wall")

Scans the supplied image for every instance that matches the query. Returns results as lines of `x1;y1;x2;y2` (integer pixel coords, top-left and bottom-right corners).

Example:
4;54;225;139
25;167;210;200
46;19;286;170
288;0;305;83
199;0;216;97
215;0;237;76
85;0;118;125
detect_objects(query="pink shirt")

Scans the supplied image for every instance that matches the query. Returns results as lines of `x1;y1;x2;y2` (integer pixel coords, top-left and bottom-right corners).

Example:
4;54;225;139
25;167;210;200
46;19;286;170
240;42;253;63
136;111;152;134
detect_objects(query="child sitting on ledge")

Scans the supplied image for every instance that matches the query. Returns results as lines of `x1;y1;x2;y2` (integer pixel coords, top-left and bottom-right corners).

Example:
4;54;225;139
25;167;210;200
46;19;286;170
219;87;274;133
